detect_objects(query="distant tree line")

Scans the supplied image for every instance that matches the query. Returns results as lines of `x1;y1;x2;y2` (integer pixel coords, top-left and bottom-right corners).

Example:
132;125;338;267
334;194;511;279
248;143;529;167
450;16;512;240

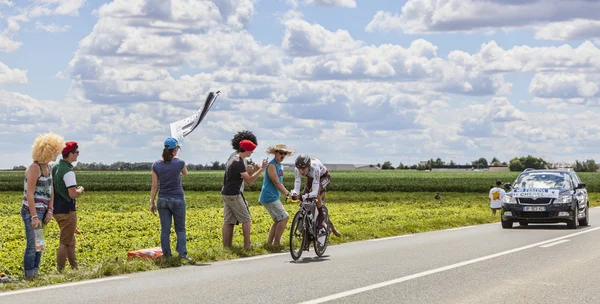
8;156;599;172
377;156;599;172
11;161;228;171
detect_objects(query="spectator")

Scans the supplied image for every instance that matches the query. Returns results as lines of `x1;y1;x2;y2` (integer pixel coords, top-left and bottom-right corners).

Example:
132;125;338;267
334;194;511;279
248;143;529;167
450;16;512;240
22;132;64;279
226;130;260;193
52;141;84;271
489;180;506;215
259;144;294;248
149;138;190;262
221;134;267;250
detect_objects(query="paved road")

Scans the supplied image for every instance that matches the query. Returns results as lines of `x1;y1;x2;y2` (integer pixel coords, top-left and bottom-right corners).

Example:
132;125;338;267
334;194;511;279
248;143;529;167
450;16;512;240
4;208;600;304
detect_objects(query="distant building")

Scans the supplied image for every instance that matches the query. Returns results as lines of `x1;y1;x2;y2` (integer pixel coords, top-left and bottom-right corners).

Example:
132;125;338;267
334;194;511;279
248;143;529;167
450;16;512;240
431;168;471;172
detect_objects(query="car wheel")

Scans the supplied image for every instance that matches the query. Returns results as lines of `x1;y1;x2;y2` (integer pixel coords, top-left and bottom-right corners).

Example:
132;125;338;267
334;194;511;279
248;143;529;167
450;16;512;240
567;205;578;229
501;220;513;229
579;204;589;227
519;221;528;227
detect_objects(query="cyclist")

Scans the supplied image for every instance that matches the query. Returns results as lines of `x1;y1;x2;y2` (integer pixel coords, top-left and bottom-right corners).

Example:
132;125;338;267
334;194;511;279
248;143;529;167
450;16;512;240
291;154;341;237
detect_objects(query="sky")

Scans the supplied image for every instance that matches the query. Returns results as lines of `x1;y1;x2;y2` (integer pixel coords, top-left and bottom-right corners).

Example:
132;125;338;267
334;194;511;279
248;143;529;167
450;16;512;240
1;0;600;169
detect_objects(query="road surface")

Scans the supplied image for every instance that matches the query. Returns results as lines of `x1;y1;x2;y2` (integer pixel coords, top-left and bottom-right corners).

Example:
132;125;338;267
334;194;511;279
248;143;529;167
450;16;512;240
3;208;600;303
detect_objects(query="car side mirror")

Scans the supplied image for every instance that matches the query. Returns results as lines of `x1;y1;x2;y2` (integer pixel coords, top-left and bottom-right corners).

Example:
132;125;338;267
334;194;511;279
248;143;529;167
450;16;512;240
576;183;586;189
503;183;512;190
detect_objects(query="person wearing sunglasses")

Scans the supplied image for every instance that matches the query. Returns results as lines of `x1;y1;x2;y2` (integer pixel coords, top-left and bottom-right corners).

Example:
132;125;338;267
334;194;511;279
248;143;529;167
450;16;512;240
291;155;341;238
258;144;295;249
52;141;85;272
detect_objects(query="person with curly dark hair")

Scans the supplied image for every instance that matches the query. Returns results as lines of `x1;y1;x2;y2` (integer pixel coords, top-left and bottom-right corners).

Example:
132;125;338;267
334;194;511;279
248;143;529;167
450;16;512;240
230;130;257;151
227;130;260;192
221;131;267;250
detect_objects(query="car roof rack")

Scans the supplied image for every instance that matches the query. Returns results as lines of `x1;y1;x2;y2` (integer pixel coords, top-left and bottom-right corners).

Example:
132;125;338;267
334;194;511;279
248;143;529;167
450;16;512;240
523;168;536;172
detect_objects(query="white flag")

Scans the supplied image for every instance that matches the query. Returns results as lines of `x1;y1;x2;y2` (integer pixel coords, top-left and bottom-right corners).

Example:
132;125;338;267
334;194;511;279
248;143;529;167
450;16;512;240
170;91;220;141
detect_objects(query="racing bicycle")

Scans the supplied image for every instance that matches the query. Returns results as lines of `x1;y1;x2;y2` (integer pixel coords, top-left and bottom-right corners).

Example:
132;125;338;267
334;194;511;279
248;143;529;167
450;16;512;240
287;196;330;261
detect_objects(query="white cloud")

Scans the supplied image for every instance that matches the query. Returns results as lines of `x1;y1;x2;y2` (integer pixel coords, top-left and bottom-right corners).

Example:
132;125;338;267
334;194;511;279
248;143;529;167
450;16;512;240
306;0;356;8
366;0;600;40
282;16;363;56
286;38;512;96
459;97;526;138
0;0;86;52
0;33;22;52
529;73;599;99
535;19;600;41
69;0;282;104
0;61;27;85
6;1;600;169
35;21;71;33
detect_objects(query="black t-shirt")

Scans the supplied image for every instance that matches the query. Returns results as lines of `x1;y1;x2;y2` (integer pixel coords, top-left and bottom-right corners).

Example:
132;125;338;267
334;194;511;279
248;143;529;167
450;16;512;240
221;155;246;195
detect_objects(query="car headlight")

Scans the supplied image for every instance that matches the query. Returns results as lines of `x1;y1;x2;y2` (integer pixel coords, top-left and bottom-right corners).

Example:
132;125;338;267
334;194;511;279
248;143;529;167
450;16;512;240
502;196;517;204
557;196;572;204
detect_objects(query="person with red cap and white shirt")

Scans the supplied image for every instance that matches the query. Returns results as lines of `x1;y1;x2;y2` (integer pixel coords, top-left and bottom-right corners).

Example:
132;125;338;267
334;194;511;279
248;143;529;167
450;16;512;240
221;137;267;250
52;141;85;272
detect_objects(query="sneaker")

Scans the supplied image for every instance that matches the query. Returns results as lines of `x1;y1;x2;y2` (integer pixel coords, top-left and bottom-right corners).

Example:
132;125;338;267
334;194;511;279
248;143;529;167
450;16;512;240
179;256;194;263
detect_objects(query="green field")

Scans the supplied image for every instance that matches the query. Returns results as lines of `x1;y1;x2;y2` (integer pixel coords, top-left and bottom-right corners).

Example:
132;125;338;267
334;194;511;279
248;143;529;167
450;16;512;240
1;170;599;291
1;170;599;192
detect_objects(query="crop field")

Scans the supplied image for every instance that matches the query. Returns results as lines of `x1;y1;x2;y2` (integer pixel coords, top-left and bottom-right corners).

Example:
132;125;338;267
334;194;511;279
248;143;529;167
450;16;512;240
1;170;599;192
1;170;598;291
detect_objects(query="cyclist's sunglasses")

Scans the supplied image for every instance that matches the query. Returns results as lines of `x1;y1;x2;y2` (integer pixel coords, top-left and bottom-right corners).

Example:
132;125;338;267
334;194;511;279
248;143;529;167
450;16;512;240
276;151;289;155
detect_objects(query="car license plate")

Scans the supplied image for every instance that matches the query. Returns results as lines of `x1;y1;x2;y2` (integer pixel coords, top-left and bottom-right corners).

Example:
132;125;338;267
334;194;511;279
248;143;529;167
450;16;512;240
523;206;546;212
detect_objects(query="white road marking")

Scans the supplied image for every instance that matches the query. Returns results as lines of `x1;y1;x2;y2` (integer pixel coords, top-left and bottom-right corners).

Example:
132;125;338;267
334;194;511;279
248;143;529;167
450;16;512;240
226;252;288;262
367;225;478;243
297;226;600;304
367;235;414;242
540;239;570;248
444;226;475;231
0;276;127;296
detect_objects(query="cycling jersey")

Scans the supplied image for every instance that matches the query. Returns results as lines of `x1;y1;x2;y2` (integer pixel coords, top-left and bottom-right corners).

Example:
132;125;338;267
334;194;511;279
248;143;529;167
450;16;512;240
293;158;328;199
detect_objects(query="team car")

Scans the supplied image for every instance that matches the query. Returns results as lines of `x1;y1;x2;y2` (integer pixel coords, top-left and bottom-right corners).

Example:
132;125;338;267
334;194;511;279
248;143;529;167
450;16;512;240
501;168;589;229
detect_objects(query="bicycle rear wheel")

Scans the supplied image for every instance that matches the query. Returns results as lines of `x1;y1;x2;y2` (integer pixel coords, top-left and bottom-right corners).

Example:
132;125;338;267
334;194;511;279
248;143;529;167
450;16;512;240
314;226;329;257
289;211;305;261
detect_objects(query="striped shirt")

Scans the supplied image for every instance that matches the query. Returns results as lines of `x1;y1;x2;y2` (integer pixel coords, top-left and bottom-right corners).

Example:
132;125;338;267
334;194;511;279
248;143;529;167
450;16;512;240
22;163;52;215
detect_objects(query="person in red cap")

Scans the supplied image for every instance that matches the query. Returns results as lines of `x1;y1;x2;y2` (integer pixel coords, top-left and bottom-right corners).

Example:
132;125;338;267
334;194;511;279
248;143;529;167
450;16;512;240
221;132;268;250
52;141;85;271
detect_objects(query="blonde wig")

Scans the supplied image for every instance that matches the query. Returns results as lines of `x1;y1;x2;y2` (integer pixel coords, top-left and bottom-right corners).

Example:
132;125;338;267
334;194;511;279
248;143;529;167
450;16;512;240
31;132;65;164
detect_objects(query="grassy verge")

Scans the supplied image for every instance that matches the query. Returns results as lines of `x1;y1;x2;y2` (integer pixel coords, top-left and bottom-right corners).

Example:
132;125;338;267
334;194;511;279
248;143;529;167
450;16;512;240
1;191;599;291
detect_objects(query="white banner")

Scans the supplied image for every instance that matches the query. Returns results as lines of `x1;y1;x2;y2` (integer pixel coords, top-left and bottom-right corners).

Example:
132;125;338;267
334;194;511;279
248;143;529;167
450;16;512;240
513;188;559;199
169;91;220;141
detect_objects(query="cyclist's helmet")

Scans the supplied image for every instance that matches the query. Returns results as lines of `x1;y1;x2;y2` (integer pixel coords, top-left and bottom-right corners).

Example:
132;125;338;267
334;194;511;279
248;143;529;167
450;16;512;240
295;154;311;169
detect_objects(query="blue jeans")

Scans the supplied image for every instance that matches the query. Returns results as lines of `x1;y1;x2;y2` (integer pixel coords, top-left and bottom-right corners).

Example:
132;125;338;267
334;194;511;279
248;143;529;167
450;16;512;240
21;207;46;277
157;197;187;257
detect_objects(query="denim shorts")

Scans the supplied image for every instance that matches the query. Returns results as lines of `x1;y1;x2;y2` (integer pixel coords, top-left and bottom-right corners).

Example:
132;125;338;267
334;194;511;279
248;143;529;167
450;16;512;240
260;200;289;222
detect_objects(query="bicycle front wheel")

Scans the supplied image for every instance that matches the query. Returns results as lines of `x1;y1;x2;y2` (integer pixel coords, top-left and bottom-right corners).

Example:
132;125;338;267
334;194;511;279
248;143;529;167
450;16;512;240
289;211;305;261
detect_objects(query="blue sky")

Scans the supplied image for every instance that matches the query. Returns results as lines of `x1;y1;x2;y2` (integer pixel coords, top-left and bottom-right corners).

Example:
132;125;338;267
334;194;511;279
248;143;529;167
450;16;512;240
1;0;600;169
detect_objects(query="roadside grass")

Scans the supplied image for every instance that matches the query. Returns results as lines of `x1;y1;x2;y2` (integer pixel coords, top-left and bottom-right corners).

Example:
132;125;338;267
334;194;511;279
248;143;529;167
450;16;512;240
1;191;599;291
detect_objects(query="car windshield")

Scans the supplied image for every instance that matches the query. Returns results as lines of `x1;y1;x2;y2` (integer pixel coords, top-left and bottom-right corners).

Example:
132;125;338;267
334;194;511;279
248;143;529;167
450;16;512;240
514;172;572;190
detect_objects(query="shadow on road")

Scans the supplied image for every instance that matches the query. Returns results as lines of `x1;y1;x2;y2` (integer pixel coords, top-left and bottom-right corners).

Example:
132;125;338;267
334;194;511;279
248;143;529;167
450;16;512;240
511;224;589;230
188;263;211;267
289;255;330;264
